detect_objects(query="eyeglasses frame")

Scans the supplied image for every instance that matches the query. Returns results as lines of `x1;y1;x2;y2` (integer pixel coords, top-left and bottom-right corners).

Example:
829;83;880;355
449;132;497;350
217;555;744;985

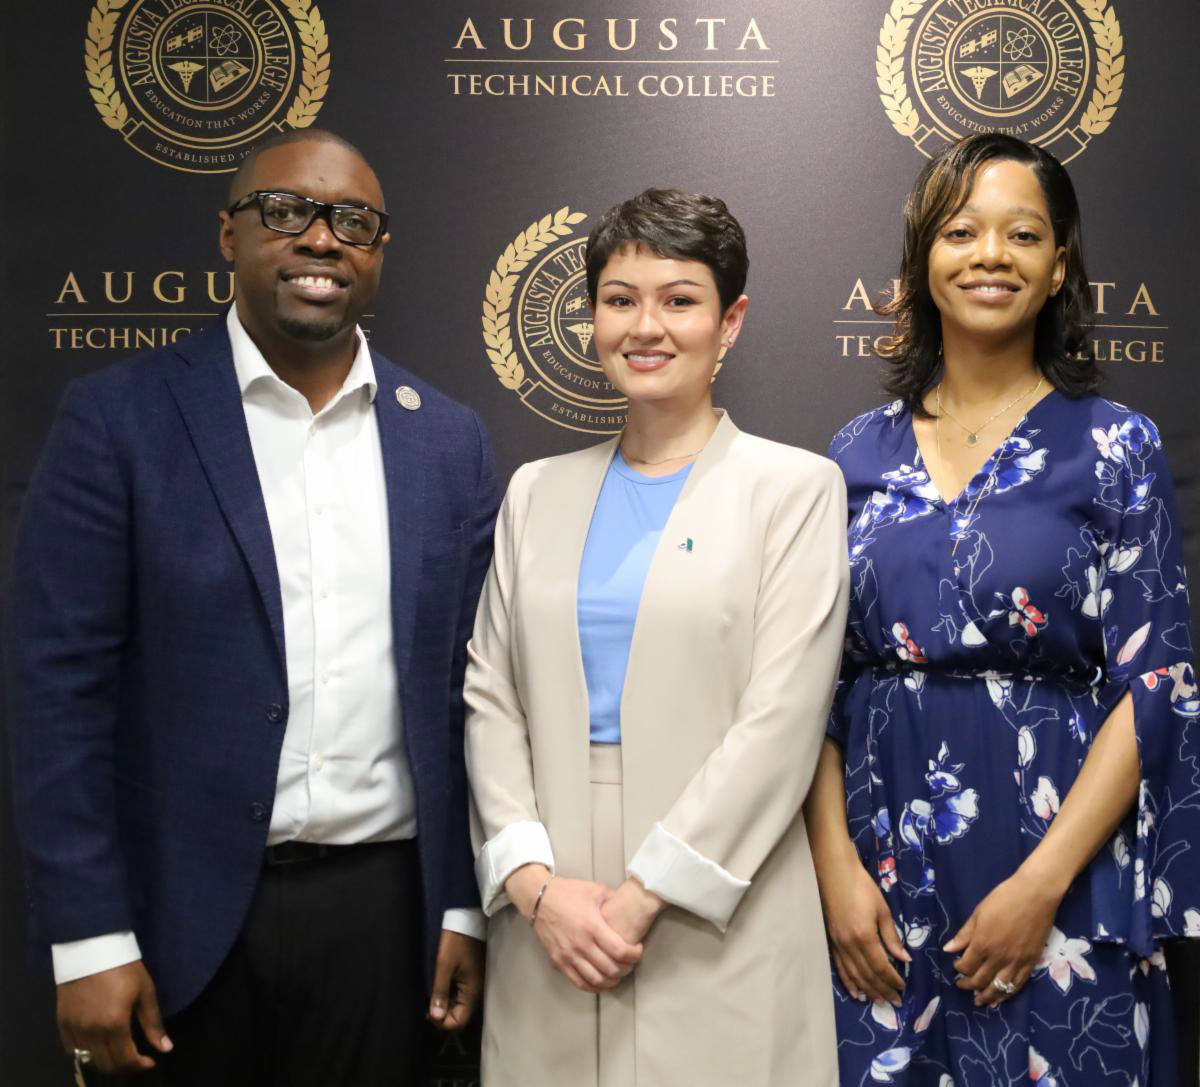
226;190;389;248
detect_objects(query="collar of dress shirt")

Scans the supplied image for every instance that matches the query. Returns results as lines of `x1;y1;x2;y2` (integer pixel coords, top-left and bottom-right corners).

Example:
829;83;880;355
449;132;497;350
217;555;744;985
225;306;377;407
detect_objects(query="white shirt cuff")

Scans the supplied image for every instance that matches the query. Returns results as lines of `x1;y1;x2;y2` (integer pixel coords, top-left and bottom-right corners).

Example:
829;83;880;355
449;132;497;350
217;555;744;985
441;908;487;942
628;822;750;932
51;931;142;985
475;820;555;915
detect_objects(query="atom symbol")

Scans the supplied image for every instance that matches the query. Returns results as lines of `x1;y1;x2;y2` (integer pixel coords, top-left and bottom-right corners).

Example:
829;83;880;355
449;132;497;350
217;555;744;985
1004;27;1036;60
211;24;243;56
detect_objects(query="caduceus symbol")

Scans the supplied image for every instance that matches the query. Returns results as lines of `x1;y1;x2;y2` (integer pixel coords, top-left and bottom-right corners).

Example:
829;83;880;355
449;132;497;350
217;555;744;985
167;60;204;93
567;322;594;353
962;65;998;98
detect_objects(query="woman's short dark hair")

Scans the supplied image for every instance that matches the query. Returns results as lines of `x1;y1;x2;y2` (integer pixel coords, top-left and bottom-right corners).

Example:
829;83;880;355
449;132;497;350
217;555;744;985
878;133;1098;413
585;188;748;312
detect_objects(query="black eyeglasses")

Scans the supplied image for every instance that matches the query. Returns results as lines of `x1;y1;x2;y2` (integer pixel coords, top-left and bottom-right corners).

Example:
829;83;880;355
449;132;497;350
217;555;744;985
227;190;389;247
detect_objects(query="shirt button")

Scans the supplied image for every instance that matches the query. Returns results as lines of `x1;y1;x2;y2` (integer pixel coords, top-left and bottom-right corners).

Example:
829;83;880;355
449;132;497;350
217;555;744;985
266;703;285;723
319;587;329;599
310;753;325;772
314;504;324;516
249;802;267;822
320;671;330;685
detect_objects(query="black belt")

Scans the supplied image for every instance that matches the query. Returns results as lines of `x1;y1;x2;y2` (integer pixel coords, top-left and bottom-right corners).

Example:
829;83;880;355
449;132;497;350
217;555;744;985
263;839;413;866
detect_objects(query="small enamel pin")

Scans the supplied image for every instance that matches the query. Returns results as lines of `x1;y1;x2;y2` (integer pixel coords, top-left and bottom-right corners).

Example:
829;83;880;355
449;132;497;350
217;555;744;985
395;385;421;411
677;537;694;552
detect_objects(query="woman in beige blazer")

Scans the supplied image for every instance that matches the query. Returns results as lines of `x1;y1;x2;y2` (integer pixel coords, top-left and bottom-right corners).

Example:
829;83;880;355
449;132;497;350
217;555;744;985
465;188;849;1086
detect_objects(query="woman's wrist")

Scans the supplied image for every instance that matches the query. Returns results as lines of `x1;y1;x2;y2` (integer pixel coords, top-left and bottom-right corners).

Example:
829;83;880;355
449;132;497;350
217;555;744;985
1015;847;1074;903
505;863;551;918
622;877;665;925
810;833;863;886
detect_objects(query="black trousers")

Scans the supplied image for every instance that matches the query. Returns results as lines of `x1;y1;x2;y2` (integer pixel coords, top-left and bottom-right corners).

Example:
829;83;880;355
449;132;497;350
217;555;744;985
115;839;428;1087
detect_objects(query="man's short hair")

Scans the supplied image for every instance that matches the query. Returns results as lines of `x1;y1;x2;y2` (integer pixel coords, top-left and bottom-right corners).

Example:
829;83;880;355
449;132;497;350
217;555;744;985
227;129;375;206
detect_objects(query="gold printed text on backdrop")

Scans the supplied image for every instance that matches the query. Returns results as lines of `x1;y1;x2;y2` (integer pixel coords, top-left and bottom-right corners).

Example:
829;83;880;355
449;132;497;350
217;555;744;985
482;208;628;434
84;0;329;173
877;0;1123;162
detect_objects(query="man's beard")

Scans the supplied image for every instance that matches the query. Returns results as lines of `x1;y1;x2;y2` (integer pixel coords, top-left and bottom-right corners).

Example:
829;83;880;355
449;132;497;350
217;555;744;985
278;314;344;341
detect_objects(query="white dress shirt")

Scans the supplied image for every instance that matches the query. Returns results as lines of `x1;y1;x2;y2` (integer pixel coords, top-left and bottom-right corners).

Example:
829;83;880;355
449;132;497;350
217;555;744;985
52;310;482;985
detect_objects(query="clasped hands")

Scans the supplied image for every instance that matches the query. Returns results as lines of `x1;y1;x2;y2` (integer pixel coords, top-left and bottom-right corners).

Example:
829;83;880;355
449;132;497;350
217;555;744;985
505;863;663;993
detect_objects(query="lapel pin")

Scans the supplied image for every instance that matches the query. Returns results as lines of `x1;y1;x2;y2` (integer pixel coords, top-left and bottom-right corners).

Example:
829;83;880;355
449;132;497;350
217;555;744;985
677;537;694;552
395;385;422;411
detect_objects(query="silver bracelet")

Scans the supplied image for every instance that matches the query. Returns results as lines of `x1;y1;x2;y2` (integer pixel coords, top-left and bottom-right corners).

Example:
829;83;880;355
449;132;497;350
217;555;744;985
529;874;555;926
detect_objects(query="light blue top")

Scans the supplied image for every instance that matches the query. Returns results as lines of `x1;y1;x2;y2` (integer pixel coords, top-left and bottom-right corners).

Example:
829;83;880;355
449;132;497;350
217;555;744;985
578;451;692;744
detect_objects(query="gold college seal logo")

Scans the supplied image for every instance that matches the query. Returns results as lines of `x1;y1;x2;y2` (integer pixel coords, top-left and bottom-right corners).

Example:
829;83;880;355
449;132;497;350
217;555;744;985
84;0;329;173
877;0;1124;162
482;207;628;434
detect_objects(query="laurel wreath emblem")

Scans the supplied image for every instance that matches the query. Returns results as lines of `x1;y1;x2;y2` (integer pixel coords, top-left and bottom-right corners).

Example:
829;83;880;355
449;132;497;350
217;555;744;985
84;0;130;130
84;0;329;140
1078;0;1124;135
876;0;926;139
482;208;588;392
284;0;330;128
876;0;1123;150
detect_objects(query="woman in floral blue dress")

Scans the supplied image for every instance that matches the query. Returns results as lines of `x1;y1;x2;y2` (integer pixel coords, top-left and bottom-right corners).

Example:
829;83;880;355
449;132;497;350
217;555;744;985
805;133;1199;1085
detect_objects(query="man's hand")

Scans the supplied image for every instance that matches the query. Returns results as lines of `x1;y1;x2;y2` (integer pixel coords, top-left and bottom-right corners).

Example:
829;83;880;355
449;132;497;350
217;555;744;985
428;930;484;1032
57;961;172;1075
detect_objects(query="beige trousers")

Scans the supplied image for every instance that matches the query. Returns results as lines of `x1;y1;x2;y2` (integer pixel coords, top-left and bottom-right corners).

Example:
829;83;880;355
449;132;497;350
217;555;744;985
590;743;636;1087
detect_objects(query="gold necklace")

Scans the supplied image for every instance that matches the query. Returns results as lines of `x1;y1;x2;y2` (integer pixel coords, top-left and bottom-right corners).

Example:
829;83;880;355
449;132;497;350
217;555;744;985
935;376;1044;446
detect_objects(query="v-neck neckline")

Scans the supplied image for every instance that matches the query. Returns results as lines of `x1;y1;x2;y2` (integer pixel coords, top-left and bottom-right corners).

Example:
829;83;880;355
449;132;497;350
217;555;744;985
909;387;1058;508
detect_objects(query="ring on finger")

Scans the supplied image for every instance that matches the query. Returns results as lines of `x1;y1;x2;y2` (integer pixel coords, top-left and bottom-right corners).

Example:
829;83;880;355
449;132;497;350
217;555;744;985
991;975;1017;995
73;1048;93;1087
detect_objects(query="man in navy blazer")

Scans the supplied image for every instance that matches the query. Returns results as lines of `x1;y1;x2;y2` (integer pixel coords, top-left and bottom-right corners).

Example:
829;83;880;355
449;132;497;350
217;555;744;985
7;130;497;1084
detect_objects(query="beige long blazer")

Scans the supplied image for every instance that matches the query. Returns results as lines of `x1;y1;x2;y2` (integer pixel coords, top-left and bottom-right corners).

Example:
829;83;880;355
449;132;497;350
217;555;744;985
465;413;849;1086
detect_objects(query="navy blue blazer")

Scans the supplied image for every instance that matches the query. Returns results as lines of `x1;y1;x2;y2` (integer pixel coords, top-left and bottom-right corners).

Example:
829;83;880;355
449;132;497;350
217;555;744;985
6;320;499;1015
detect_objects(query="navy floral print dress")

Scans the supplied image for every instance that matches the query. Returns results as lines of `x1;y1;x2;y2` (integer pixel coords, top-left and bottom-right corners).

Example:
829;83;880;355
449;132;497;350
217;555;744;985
827;391;1199;1086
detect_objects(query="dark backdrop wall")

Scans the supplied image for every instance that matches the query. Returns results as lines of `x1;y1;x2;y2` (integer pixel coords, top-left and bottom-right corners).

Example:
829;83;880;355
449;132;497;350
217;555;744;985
3;2;1197;1083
